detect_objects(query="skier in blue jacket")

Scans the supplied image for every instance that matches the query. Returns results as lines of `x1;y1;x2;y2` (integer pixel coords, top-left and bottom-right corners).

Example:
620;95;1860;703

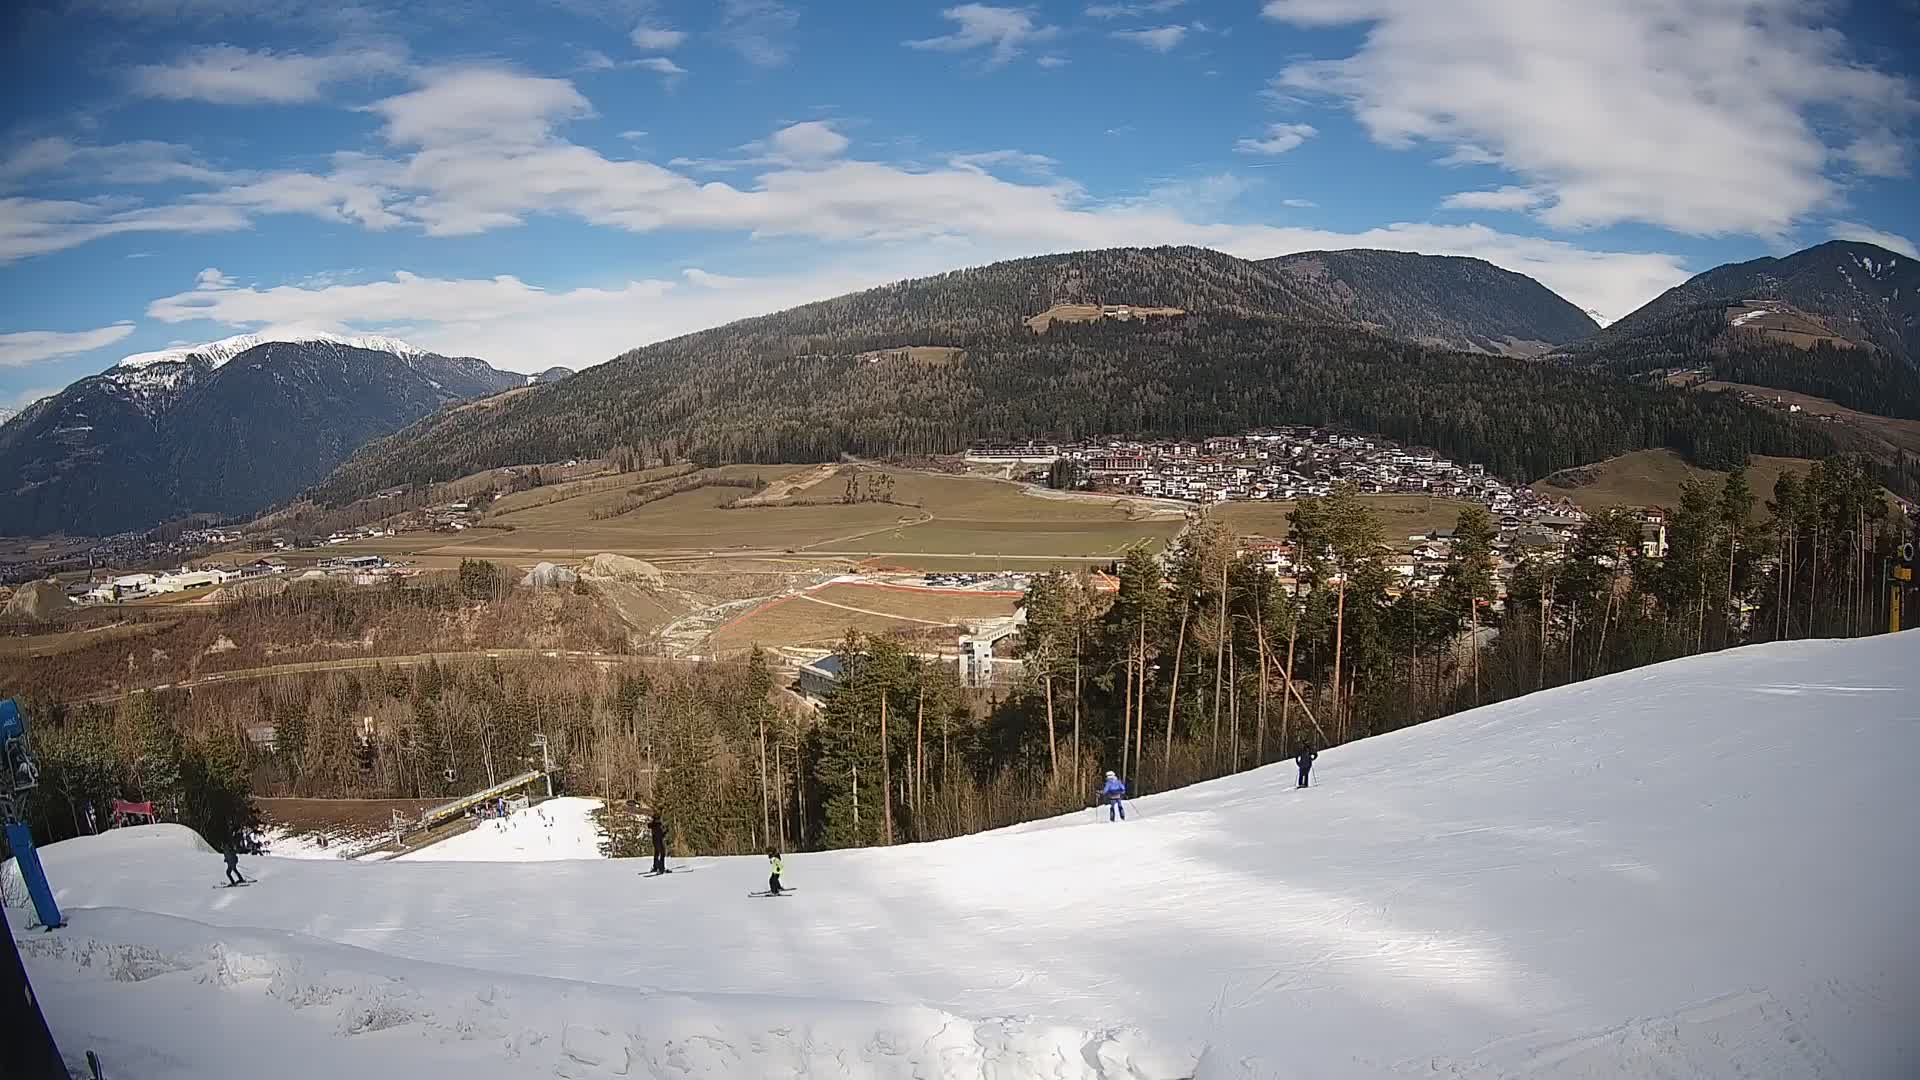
1101;771;1128;820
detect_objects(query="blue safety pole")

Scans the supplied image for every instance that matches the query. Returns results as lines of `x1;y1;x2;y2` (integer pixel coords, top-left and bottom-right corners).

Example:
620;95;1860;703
5;823;62;930
1;699;62;930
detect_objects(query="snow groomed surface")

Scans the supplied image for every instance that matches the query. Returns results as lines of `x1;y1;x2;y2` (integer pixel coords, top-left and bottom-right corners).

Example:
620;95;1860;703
12;633;1920;1078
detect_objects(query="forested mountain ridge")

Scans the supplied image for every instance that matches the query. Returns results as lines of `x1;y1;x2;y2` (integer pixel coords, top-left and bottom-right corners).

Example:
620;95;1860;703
1261;249;1599;356
1578;241;1918;362
1561;241;1920;420
313;301;1832;506
0;338;522;536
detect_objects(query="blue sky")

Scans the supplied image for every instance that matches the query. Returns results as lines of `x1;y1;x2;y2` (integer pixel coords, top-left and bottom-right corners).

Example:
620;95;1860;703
2;0;1916;408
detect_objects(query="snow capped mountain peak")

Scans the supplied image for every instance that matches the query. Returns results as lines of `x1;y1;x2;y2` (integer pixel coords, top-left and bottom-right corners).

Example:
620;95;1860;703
112;331;436;372
1584;308;1612;328
114;333;272;371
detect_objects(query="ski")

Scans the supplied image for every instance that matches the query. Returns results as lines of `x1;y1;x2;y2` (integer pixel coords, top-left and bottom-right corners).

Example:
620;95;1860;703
213;882;252;889
746;889;795;897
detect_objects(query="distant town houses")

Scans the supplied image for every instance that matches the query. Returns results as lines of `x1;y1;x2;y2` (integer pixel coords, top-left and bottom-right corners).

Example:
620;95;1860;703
979;428;1682;609
1020;430;1544;516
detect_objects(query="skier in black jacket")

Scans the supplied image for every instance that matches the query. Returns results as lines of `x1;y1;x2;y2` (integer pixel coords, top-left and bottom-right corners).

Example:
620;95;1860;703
1295;746;1318;789
222;843;247;886
648;815;668;874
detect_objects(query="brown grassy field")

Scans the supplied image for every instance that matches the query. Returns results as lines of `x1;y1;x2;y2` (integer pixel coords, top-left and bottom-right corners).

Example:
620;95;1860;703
0;619;173;659
259;797;445;838
1533;450;1813;516
804;583;1020;622
706;595;942;654
328;466;1184;570
706;581;1019;655
1212;495;1479;548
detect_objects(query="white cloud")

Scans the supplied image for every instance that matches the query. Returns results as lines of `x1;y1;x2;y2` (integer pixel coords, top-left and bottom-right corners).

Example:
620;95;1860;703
1440;186;1545;212
0;196;249;261
0;323;136;368
0;138;228;186
142;263;919;373
200;167;401;229
1828;222;1918;259
1037;54;1069;68
1114;25;1186;52
1086;0;1185;16
1235;122;1317;156
720;0;799;67
132;44;403;104
1282;198;1317;208
12;66;1691;319
682;268;750;289
630;25;687;50
637;57;687;79
948;150;1058;174
908;5;1059;67
1263;0;1919;237
578;49;618;71
367;67;590;146
768;121;849;163
1436;144;1500;167
1842;132;1908;178
618;130;649;141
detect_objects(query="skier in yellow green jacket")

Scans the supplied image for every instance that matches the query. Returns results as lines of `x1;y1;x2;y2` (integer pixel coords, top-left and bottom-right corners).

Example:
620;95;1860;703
766;848;785;896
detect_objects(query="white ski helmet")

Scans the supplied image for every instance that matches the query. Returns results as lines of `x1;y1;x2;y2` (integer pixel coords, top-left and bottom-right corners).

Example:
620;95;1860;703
1106;771;1117;779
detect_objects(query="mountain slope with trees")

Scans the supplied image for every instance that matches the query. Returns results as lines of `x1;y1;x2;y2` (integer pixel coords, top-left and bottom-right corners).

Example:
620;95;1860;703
1261;248;1599;355
0;337;521;535
313;247;1824;504
1584;241;1918;362
1562;241;1920;422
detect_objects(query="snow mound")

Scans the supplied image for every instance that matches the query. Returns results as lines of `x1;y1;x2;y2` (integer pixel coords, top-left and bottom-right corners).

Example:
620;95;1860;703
18;633;1920;1079
397;797;606;862
49;823;217;856
4;579;67;621
19;908;1175;1080
580;553;663;584
520;561;579;588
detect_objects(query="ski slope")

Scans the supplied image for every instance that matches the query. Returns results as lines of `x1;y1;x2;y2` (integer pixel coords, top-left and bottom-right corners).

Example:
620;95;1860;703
13;634;1920;1079
394;796;607;862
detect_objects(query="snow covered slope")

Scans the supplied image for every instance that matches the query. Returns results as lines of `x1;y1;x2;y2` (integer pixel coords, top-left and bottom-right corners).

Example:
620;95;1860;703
14;634;1920;1079
394;796;607;862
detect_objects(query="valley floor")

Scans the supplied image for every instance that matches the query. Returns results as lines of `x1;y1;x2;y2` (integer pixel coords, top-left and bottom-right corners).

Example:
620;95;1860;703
12;633;1920;1079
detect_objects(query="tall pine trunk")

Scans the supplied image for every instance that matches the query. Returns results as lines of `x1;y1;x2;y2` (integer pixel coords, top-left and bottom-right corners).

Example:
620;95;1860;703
1072;636;1082;792
1255;610;1268;766
1043;672;1057;784
879;691;891;843
1280;616;1298;754
1212;557;1226;769
1134;621;1147;778
1331;577;1347;734
1228;633;1240;771
1164;595;1191;777
758;709;770;844
1121;641;1134;783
